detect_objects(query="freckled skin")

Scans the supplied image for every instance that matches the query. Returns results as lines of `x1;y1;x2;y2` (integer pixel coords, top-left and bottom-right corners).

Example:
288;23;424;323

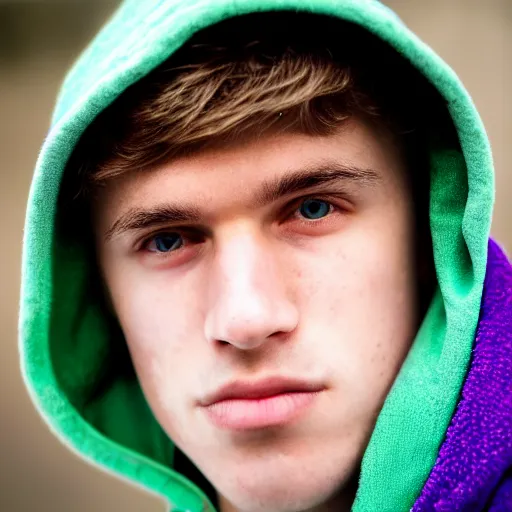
93;118;420;512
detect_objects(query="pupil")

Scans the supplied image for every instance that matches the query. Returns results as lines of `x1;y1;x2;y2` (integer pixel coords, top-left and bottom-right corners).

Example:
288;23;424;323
300;199;329;219
155;234;182;252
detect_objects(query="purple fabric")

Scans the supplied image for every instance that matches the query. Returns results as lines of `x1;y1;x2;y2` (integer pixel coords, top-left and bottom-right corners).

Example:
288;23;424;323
489;473;512;512
412;239;512;511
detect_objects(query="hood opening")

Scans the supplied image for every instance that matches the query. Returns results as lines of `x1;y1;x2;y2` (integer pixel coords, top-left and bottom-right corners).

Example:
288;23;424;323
53;7;468;503
52;4;457;468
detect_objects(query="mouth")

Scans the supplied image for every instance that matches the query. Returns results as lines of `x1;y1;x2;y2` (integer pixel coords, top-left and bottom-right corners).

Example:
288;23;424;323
199;377;326;431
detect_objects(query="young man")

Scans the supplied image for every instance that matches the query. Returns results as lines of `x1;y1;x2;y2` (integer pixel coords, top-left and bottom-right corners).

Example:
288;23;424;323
20;2;511;512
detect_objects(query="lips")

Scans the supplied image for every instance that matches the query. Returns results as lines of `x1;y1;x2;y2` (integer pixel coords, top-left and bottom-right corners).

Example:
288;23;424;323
199;377;325;430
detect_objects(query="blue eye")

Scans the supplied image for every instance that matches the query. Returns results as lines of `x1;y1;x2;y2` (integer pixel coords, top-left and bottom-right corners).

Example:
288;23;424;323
298;199;331;220
148;233;183;253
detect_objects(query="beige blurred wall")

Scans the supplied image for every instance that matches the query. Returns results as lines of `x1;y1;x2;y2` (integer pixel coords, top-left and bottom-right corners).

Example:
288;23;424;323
0;1;509;511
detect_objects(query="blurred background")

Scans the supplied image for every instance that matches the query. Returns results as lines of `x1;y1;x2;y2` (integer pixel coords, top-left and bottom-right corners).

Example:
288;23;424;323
1;0;510;510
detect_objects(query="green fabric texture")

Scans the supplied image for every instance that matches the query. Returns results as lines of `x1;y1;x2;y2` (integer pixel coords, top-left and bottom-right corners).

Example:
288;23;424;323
19;1;494;511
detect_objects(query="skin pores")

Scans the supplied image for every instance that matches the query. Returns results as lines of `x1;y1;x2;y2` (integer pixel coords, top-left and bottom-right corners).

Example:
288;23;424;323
93;117;420;512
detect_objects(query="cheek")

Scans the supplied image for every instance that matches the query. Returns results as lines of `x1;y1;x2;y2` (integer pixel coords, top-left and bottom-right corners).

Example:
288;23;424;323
298;207;417;406
103;264;205;437
105;254;205;347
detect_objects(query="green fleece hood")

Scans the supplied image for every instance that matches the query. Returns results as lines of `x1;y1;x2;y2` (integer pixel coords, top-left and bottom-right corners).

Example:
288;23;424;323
20;1;494;511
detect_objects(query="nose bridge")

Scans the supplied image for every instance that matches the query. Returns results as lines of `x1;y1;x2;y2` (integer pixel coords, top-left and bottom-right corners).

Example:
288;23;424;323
204;225;298;349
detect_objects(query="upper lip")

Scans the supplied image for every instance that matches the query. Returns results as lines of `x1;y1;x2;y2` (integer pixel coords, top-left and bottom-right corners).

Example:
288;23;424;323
199;376;325;407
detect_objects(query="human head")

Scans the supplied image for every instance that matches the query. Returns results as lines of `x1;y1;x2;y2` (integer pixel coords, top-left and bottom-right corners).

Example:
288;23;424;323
64;12;434;512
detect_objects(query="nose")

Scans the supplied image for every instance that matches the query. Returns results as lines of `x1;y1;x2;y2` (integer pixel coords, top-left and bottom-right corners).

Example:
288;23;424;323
204;227;299;350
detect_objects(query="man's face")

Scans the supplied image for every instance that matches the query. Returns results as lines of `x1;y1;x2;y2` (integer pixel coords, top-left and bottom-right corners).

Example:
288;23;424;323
94;117;420;512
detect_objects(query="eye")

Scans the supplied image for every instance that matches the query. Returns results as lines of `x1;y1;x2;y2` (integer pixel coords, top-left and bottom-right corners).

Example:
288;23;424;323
146;233;183;253
297;198;333;220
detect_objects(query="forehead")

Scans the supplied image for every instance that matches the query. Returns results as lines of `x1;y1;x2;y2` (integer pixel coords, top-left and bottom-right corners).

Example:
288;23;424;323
96;117;406;216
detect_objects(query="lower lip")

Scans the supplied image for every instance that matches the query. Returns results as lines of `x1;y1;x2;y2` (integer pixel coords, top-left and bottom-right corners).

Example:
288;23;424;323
203;391;320;430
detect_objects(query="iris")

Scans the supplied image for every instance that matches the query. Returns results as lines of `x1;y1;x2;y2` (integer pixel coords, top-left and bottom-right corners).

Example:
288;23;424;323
152;234;183;253
299;199;330;220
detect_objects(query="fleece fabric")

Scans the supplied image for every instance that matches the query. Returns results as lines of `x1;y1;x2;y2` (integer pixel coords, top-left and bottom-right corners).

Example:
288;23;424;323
19;1;496;511
413;240;512;511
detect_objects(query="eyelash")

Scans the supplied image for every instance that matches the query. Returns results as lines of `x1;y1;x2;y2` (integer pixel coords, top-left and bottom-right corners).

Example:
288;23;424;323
138;195;345;255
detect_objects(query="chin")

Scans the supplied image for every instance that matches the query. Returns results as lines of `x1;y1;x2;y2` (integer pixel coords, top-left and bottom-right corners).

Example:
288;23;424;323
207;451;355;512
218;474;343;512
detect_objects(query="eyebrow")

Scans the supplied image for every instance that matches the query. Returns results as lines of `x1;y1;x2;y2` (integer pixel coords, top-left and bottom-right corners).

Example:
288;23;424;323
104;161;380;241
